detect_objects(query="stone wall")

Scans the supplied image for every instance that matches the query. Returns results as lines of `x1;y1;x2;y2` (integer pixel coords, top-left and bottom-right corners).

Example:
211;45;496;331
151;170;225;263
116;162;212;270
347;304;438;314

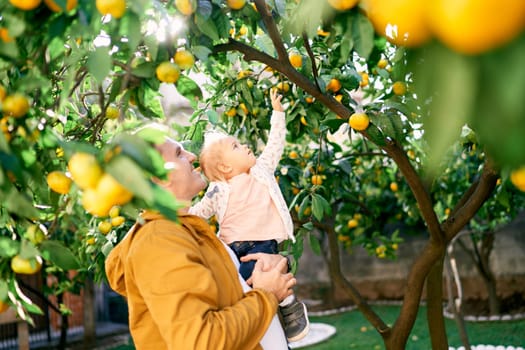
296;213;525;300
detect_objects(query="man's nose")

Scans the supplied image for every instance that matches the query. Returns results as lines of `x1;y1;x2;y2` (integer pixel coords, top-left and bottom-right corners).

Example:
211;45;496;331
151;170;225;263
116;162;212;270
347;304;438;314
184;150;196;162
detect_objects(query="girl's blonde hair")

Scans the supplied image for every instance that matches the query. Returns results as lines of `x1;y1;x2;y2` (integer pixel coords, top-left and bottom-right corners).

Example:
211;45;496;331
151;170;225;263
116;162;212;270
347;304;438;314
199;134;231;182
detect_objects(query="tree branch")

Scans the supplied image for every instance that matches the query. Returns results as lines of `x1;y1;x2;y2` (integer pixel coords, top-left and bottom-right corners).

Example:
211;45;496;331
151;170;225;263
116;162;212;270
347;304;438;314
442;157;499;241
254;0;288;61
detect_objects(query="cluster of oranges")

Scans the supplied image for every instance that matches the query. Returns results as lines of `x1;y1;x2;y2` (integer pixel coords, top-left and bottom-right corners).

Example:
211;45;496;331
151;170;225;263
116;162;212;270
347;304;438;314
46;152;133;217
175;0;246;15
8;0;126;19
327;0;525;55
155;50;195;84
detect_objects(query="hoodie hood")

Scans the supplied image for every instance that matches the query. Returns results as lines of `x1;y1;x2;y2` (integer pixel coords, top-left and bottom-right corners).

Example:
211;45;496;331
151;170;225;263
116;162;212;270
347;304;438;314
105;211;167;297
104;211;210;297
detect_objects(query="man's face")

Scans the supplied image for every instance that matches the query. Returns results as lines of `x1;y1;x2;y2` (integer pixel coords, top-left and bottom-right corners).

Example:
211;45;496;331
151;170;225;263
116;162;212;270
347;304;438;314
157;139;206;202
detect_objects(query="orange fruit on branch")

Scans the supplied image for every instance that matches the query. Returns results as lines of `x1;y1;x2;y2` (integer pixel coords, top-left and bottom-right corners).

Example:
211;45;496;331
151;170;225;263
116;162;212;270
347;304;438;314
47;171;72;194
156;61;181;83
96;0;126;18
44;0;77;12
349;112;370;131
2;93;30;118
68;152;103;190
9;0;42;10
327;0;359;11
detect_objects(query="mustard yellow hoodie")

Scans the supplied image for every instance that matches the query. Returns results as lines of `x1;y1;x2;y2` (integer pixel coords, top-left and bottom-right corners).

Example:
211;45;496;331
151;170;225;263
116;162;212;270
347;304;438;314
105;211;278;350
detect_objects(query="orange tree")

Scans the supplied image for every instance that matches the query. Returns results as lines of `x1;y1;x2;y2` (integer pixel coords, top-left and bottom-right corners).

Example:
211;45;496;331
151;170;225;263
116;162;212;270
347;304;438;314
1;0;525;349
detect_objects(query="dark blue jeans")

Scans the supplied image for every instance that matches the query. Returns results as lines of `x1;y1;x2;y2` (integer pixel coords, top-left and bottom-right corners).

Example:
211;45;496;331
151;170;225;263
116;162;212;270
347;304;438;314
229;239;278;281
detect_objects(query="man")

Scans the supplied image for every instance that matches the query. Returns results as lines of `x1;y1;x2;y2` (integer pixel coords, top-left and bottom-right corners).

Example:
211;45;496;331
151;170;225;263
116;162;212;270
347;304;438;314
105;137;294;349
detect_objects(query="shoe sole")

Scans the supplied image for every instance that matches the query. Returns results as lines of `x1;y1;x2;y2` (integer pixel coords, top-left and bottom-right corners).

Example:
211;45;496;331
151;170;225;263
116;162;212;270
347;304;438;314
287;303;310;343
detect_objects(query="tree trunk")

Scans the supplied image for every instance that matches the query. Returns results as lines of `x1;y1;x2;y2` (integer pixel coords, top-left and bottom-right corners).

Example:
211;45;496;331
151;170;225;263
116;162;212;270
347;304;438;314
427;257;448;350
58;293;68;350
477;233;500;315
83;277;96;349
325;226;353;306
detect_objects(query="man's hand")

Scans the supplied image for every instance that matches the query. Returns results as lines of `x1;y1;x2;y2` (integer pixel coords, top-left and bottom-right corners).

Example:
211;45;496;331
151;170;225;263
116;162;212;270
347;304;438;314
251;259;295;302
270;89;284;112
241;252;288;273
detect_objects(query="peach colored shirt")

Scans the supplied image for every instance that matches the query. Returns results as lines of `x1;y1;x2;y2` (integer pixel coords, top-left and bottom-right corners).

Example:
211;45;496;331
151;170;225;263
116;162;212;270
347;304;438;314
219;173;288;244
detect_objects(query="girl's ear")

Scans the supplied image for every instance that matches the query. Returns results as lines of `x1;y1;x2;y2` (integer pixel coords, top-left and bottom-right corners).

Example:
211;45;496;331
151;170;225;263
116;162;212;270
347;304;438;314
217;162;232;175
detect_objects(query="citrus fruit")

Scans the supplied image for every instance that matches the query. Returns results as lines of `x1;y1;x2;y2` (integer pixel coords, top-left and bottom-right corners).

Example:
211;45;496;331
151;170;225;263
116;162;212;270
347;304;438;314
347;219;358;228
96;0;126;18
0;300;9;313
311;175;323;185
305;96;314;104
349;112;370;131
510;167;525;191
109;206;120;218
326;78;342;92
300;116;308;126
26;224;46;245
44;0;77;11
11;255;43;275
392;81;406;95
175;0;195;15
327;0;359;11
86;236;96;245
156;61;180;83
96;172;133;205
46;170;72;194
426;0;525;54
68;152;103;190
227;0;246;10
174;50;195;70
377;59;388;69
359;72;369;87
9;0;42;10
2;93;30;118
289;52;303;68
0;28;14;43
225;107;237;117
390;182;399;192
82;188;113;217
0;85;6;102
106;106;119;119
289;151;299;159
98;221;112;235
276;82;290;92
363;0;431;47
111;215;125;227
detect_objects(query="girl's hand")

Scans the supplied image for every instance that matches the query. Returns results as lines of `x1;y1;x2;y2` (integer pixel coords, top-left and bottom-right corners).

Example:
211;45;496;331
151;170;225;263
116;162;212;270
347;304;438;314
270;89;284;112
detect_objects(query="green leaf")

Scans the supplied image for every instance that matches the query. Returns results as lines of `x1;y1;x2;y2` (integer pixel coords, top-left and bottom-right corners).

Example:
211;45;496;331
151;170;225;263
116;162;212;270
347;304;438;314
112;133;166;176
120;13;141;51
40;240;80;270
206;109;219;124
308;232;321;256
0;237;20;258
4;189;39;219
87;47;112;83
195;13;219;41
131;62;156;78
351;13;374;60
0;280;7;300
311;193;330;221
374;113;396;140
365;123;387;146
105;155;154;203
176;75;203;100
150;184;185;221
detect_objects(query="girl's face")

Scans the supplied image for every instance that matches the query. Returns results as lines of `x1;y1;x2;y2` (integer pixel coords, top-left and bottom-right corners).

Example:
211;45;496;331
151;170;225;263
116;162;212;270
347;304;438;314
220;136;256;178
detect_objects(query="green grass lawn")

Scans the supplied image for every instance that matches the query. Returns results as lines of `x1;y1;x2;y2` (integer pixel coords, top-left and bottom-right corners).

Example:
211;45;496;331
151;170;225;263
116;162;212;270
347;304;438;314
108;304;525;350
306;304;525;349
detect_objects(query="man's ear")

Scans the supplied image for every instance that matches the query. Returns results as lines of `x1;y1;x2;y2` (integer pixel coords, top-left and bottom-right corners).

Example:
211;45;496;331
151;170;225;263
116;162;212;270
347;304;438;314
217;162;232;175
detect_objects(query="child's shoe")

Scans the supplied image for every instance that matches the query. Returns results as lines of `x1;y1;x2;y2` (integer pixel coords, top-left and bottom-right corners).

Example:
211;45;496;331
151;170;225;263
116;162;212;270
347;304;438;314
279;299;310;342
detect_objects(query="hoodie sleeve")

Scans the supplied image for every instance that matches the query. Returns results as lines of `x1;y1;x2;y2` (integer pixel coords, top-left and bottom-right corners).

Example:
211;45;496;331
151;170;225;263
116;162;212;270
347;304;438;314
104;222;142;298
130;221;277;350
